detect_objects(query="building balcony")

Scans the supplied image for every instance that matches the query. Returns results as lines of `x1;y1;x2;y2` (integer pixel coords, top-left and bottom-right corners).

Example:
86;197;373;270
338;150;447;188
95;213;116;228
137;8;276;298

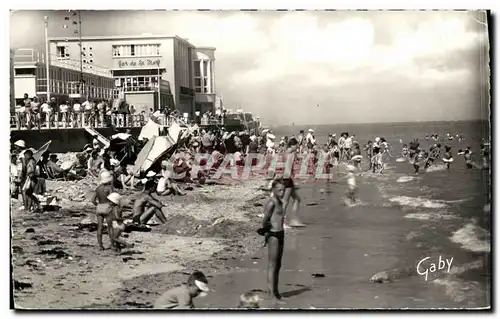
13;48;113;78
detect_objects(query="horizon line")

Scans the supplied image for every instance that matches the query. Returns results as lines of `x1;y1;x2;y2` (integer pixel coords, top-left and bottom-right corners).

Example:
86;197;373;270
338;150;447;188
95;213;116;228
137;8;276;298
267;118;489;128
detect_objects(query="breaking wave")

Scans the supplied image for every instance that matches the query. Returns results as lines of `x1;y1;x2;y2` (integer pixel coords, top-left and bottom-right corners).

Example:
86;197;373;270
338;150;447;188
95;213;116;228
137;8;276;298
388;196;448;209
450;223;490;253
397;176;418;183
404;212;457;221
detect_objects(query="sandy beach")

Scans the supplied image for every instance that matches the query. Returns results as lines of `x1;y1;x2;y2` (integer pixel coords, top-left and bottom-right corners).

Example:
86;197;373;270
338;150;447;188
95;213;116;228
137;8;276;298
11;175;272;309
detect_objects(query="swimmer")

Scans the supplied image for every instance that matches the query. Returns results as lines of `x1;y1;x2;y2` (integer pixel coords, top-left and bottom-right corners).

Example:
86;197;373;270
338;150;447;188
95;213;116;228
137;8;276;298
464;149;473;169
238;291;261;309
344;165;357;205
154;271;210;309
401;144;409;159
351;143;363;175
259;179;286;303
413;149;425;174
442;146;453;169
91;171;115;250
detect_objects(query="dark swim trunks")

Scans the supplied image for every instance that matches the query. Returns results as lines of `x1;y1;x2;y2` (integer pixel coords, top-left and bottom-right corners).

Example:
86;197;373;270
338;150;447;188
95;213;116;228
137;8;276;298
282;178;294;188
264;230;285;246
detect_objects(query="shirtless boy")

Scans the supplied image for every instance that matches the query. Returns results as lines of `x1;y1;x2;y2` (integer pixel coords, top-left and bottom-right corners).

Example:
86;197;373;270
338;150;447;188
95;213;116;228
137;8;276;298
132;180;167;225
260;179;287;303
91;171;114;250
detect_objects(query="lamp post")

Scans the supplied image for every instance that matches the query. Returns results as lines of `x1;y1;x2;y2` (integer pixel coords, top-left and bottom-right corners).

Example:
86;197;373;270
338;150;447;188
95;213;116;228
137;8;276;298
44;16;51;101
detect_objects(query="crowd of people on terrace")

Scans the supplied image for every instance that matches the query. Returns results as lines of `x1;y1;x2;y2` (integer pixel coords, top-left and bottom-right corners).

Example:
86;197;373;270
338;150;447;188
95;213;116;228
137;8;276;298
12;93;224;130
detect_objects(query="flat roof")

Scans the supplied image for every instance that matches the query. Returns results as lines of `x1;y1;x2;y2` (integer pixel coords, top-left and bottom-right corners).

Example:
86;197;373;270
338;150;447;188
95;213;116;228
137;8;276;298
48;34;199;47
196;46;217;51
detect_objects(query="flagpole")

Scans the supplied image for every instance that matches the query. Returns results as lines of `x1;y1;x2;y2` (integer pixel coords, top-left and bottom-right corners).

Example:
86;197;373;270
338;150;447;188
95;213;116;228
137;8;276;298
44;16;51;100
157;67;161;111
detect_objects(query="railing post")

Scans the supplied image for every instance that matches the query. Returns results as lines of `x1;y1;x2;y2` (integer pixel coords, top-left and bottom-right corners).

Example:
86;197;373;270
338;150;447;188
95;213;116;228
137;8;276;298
15;113;20;130
36;114;41;130
94;114;98;128
55;112;59;129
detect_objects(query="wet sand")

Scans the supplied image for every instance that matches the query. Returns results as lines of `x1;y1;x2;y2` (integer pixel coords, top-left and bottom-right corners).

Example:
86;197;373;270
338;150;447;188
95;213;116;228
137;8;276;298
11;169;489;309
196;181;489;309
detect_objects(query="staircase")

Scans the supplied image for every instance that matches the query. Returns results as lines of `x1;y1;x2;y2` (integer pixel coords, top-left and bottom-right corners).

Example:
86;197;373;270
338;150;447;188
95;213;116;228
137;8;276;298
84;127;110;148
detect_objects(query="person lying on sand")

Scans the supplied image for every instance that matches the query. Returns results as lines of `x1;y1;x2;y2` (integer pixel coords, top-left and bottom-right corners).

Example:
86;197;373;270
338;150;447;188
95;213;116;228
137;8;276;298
107;192;134;252
91;171;115;250
132;180;167;225
157;160;186;196
154;271;209;309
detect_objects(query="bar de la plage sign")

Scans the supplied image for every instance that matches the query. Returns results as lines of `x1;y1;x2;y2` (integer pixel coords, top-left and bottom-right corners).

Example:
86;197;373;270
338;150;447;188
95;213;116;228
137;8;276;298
118;59;161;68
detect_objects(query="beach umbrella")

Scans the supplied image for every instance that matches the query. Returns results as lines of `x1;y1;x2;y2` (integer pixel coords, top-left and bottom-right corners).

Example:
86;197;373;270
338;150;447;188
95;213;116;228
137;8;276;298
33;141;52;163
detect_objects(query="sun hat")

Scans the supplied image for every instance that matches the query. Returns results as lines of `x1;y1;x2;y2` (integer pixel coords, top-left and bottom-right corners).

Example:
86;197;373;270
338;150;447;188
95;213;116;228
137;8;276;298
146;171;157;178
107;192;122;205
14;140;26;148
100;171;113;184
308;129;314;133
110;159;120;166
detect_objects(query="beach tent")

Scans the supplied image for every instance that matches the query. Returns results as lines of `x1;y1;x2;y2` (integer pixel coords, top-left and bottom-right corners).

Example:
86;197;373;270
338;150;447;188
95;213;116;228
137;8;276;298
133;135;176;174
168;120;184;144
32;141;52;163
138;119;163;141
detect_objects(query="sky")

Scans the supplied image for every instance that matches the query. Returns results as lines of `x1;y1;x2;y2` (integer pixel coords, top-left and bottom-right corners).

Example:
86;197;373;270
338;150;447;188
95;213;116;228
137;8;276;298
10;10;490;125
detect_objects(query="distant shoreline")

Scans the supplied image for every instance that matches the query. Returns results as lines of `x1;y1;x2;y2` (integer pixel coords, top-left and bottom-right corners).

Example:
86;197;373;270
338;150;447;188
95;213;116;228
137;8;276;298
269;119;489;129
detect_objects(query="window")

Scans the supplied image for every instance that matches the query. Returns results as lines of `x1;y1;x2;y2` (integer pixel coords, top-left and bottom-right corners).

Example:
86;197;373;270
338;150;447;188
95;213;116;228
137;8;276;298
195;78;202;87
112;44;161;57
56;46;69;59
194;61;201;76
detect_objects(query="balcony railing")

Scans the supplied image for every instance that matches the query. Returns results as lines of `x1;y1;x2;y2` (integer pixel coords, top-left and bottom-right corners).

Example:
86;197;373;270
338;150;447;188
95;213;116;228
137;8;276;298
13;48;113;78
10;112;224;131
37;79;113;100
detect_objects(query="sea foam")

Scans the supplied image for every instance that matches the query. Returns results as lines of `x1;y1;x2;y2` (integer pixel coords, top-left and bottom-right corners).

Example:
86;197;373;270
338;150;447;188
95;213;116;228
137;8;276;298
389;196;448;209
450;223;490;253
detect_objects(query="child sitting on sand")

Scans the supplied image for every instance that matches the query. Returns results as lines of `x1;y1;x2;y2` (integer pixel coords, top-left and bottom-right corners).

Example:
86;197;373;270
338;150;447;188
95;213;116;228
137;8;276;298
238;291;261;309
154;271;210;309
107;192;134;252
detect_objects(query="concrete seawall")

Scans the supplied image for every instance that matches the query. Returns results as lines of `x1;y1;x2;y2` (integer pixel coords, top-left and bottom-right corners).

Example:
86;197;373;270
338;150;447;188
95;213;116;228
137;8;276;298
10;127;142;153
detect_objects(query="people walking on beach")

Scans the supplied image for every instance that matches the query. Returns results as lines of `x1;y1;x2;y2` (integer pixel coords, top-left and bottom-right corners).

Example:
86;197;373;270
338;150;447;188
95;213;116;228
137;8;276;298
154;271;209;309
260;179;286;303
91;171;115;250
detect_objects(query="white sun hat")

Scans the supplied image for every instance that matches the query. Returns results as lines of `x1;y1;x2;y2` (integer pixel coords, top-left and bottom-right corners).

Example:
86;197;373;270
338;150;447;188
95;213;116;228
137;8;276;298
107;192;122;205
100;171;113;184
146;171;157;178
308;129;314;133
14;140;26;148
194;280;209;292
